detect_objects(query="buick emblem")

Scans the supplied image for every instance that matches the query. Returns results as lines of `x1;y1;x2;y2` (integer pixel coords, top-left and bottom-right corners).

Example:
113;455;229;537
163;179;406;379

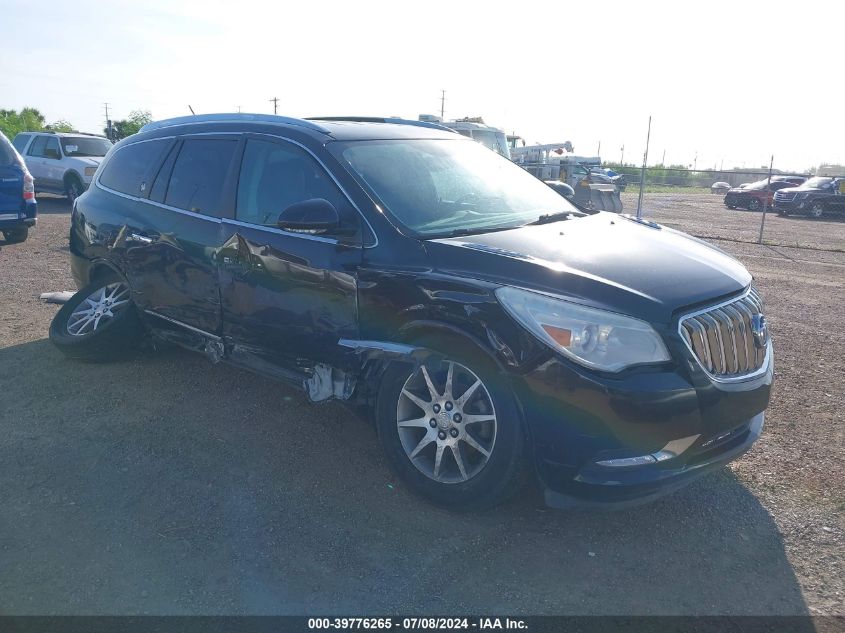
751;314;769;349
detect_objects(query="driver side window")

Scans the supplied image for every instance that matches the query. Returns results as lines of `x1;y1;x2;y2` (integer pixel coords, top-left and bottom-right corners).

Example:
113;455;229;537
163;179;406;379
236;139;351;229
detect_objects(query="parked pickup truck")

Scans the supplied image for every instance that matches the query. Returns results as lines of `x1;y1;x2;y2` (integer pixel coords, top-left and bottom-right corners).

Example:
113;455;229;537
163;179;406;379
773;177;845;218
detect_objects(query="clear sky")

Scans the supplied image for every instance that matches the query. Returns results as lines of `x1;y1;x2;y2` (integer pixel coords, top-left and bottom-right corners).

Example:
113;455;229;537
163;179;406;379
1;0;842;172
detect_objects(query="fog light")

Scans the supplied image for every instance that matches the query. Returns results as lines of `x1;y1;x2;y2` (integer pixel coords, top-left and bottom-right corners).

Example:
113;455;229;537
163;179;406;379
596;434;700;467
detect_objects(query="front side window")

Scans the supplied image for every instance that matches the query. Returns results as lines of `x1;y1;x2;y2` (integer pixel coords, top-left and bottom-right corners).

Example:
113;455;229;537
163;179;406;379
61;136;112;157
27;136;48;157
332;138;579;237
236;139;349;227
99;139;171;196
44;137;61;160
165;139;237;216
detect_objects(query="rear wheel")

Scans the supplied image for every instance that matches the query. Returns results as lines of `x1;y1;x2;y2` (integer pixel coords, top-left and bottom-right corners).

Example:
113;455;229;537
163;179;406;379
748;198;761;211
2;227;28;243
49;274;143;362
809;201;825;218
375;342;526;510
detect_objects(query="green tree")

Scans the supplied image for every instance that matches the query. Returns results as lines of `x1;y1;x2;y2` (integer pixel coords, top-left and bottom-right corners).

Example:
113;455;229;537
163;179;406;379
107;109;152;140
0;107;46;139
45;119;75;132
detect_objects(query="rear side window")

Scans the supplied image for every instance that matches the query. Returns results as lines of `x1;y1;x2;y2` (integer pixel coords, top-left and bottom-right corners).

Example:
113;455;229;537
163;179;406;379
12;134;31;153
235;139;349;226
0;135;17;166
165;139;237;216
99;139;171;196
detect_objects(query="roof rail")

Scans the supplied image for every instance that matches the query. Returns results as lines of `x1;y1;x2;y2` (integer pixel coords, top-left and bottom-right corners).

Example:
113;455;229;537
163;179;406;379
139;113;330;134
306;116;456;133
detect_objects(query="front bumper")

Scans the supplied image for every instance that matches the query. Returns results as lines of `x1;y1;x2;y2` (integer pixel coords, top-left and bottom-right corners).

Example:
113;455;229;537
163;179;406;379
774;200;807;213
544;412;764;509
512;338;772;509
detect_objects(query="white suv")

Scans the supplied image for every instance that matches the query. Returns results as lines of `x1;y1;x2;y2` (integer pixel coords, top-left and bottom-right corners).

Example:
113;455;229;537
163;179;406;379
12;132;113;202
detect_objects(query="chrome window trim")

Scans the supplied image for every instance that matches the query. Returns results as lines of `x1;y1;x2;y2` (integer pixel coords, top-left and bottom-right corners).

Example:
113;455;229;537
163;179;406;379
143;309;222;341
677;286;771;383
94;131;379;248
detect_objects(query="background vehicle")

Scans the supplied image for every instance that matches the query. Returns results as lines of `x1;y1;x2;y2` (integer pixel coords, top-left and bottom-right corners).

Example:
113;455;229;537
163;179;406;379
773;176;845;217
723;179;795;210
419;115;510;158
510;143;623;212
711;181;731;194
12;131;112;202
54;113;772;511
0;131;37;243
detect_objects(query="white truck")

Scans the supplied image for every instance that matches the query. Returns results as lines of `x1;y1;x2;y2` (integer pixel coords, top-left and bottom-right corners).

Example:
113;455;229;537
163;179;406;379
419;115;510;159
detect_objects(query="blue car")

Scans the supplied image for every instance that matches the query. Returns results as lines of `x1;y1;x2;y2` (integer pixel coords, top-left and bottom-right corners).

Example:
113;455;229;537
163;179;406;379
0;131;37;243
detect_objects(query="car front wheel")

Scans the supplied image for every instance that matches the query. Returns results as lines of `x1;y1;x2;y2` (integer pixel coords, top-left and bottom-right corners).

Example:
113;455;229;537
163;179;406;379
49;275;143;362
376;346;526;510
65;175;83;203
809;202;825;218
748;198;761;211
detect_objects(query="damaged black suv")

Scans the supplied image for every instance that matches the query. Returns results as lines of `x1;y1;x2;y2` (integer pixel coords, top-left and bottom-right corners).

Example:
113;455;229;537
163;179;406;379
52;113;773;510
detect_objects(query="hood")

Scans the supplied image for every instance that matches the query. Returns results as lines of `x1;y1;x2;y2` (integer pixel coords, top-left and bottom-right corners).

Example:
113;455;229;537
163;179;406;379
726;187;752;194
424;213;751;324
71;156;104;167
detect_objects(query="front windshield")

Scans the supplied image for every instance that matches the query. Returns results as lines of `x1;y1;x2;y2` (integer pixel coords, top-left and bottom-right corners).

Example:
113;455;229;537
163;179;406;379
60;137;112;157
804;177;833;189
332;139;580;237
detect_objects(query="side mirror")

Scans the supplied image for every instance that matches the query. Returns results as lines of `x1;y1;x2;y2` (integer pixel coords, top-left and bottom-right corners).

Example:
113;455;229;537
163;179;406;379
277;198;340;235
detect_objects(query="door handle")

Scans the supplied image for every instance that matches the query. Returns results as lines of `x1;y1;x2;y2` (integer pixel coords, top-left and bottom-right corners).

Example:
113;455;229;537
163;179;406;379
127;232;154;244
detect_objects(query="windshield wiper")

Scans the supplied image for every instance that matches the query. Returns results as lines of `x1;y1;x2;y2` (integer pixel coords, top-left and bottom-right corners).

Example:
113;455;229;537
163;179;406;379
525;211;582;226
426;225;519;239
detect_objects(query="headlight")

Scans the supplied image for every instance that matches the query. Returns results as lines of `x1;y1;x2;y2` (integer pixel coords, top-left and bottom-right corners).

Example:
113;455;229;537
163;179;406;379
84;167;97;178
495;286;670;372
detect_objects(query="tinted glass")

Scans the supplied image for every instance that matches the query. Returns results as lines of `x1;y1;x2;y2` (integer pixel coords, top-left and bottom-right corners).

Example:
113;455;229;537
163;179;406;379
61;136;112;157
44;137;60;159
12;134;30;153
27;136;48;157
165;139;237;216
333;139;580;237
236;139;348;226
99;139;170;196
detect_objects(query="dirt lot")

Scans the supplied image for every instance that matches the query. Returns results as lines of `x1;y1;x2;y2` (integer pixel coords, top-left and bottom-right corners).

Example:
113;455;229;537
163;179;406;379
0;193;842;616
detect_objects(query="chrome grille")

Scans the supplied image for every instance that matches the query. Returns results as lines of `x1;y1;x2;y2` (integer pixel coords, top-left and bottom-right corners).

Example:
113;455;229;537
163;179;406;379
680;287;767;379
774;191;795;202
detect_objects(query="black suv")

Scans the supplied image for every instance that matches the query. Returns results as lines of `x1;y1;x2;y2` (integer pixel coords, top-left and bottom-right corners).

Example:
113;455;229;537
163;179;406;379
52;113;773;510
773;176;845;218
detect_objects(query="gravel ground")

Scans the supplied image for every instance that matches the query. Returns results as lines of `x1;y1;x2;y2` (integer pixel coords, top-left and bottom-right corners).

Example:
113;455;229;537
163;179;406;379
0;193;842;615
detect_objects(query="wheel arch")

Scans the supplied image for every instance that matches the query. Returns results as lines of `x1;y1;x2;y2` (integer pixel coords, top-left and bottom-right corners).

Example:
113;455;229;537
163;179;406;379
63;169;84;187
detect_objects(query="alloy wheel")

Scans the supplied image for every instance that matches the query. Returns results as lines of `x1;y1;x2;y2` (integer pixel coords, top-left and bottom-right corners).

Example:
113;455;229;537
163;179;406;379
66;282;130;336
396;360;497;484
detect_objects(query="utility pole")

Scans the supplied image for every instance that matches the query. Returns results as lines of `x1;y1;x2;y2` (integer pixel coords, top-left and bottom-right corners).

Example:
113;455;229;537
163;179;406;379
103;103;113;141
620;145;625;165
661;149;666;166
597;141;601;156
636;116;652;220
440;90;445;120
693;151;698;171
758;155;774;244
270;97;279;115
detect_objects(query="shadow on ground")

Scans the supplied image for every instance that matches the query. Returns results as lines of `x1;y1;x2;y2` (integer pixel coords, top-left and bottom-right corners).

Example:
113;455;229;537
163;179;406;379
0;340;810;616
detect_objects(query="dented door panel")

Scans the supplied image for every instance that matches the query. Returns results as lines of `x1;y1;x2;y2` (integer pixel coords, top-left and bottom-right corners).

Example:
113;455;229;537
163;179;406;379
218;221;361;368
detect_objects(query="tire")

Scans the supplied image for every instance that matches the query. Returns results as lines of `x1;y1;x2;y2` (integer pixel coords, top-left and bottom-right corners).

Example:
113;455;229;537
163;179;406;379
2;227;28;243
375;338;526;510
49;274;143;362
748;198;761;211
65;175;83;203
809;201;825;218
